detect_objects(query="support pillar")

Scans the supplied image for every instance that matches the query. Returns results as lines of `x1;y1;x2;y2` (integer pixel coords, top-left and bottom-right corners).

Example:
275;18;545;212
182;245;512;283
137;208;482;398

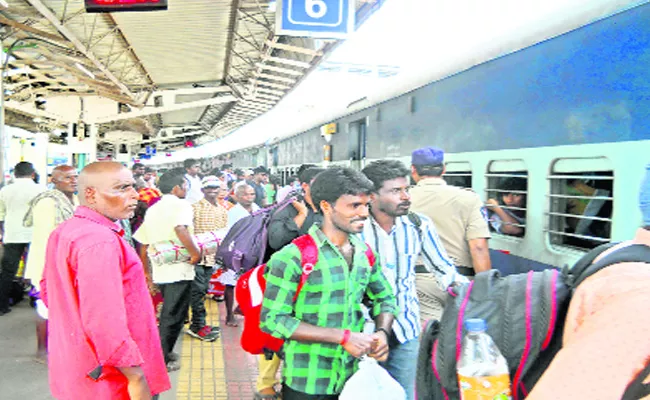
88;123;97;162
0;38;6;185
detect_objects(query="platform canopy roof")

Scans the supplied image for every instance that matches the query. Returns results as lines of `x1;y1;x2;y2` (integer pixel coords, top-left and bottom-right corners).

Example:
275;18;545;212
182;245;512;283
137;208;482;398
0;0;379;153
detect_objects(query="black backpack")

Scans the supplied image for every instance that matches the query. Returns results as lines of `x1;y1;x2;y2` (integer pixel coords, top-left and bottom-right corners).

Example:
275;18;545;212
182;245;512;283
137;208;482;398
417;242;650;400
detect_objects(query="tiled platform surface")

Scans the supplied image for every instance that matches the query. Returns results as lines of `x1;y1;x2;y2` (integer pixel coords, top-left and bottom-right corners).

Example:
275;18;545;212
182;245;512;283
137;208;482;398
0;296;264;400
175;299;261;400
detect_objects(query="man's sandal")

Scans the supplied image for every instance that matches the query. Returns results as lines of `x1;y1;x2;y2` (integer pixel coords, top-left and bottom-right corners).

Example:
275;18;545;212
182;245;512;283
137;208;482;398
254;392;280;400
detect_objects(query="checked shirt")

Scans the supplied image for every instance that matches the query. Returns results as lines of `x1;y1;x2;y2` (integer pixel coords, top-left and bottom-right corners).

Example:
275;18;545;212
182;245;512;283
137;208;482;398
260;225;398;395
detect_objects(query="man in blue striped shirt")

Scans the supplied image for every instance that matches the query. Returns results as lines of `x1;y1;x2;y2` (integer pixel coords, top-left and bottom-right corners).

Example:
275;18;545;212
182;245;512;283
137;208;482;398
361;160;468;400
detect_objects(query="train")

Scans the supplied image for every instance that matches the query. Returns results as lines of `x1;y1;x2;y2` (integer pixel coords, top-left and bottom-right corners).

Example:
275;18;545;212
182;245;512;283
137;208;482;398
213;2;650;274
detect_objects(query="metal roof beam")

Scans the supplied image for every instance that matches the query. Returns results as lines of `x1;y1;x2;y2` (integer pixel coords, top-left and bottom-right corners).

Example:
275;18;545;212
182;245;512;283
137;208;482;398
265;41;322;57
25;0;138;103
254;80;291;90
0;15;70;46
257;72;296;84
93;95;238;124
254;87;285;96
263;56;311;69
148;86;232;97
255;63;303;76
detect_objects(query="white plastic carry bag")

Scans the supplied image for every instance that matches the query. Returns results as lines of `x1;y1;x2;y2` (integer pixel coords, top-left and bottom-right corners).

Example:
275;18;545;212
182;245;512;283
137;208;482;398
339;357;406;400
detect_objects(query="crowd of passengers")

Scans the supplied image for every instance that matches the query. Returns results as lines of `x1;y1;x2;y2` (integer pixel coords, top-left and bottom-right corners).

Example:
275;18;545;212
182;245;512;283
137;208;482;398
0;146;648;400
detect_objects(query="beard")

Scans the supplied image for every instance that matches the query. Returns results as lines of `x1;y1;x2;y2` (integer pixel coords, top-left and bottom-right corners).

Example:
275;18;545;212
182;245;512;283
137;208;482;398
330;210;367;234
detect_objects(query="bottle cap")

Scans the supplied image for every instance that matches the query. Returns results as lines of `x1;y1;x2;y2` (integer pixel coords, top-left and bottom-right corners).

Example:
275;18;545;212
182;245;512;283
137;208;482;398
465;318;487;332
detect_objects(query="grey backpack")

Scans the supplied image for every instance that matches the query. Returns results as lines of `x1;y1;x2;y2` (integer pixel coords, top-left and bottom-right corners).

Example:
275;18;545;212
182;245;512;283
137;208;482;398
417;242;650;400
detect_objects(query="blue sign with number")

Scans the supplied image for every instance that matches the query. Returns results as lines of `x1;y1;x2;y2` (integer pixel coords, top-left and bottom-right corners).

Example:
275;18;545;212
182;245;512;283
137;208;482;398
276;0;354;39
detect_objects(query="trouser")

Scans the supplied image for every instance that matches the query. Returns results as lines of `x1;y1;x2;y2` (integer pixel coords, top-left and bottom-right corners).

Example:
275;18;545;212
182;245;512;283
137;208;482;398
190;265;213;332
0;242;29;311
256;353;282;391
415;273;446;324
158;280;191;363
282;384;339;400
381;337;420;400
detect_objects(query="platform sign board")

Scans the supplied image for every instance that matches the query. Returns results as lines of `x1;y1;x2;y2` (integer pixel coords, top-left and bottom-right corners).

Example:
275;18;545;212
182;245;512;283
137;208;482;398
85;0;168;13
276;0;355;39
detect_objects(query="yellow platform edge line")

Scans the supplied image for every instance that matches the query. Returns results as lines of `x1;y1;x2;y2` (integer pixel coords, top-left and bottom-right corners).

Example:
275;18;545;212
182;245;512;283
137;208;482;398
177;299;227;399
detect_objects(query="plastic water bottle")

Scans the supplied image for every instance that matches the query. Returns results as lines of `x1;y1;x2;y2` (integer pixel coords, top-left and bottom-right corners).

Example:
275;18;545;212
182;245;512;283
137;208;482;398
457;319;512;400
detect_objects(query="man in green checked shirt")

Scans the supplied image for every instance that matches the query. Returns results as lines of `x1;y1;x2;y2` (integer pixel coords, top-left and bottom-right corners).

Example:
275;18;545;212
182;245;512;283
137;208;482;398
260;167;398;400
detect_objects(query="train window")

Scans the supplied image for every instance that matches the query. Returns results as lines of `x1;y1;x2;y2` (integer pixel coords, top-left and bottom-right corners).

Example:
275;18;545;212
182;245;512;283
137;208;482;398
485;160;528;237
443;161;472;189
546;157;613;250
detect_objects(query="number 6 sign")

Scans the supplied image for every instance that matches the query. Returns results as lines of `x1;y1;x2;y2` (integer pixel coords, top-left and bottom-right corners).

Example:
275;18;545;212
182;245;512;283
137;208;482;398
276;0;355;38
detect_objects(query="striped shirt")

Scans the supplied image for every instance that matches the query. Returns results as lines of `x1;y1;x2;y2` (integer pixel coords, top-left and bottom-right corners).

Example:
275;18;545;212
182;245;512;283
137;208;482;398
360;213;468;343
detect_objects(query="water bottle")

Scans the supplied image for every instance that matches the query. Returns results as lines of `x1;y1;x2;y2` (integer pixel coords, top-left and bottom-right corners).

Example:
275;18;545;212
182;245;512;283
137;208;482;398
457;319;512;400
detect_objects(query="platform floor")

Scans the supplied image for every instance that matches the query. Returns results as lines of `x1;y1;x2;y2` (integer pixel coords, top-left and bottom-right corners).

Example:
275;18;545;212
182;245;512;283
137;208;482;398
0;298;266;400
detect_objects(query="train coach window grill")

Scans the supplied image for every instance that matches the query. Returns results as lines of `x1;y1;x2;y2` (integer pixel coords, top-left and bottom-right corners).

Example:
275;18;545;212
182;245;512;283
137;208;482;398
443;161;472;189
546;157;614;250
485;160;528;237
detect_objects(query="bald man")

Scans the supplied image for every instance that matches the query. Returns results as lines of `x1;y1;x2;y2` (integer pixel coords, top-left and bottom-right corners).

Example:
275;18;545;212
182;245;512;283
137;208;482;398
41;162;170;400
23;165;78;363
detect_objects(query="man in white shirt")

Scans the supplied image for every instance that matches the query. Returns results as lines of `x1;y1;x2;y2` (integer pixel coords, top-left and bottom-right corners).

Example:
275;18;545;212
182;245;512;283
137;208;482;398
227;183;260;230
133;169;201;372
361;160;467;400
183;158;203;204
0;162;44;315
23;165;78;362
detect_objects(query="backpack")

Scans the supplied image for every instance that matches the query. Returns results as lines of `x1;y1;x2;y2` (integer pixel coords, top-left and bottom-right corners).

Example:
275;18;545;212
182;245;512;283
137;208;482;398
235;234;376;355
215;196;295;275
416;242;650;400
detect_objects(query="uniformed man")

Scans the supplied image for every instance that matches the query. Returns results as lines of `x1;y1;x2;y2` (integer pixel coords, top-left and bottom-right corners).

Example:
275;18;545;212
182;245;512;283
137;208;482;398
409;147;492;321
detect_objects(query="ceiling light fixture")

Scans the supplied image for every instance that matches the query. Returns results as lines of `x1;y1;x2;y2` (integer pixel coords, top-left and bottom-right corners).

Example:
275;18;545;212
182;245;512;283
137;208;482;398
75;62;95;79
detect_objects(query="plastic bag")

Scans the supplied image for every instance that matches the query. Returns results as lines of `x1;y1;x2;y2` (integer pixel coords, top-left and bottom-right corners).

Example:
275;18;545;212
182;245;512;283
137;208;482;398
340;357;406;400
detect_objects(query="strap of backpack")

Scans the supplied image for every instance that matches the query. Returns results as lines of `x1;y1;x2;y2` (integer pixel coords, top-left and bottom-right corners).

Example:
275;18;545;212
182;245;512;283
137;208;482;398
564;242;618;287
622;359;650;400
571;243;650;289
364;243;376;268
407;211;423;240
291;235;319;301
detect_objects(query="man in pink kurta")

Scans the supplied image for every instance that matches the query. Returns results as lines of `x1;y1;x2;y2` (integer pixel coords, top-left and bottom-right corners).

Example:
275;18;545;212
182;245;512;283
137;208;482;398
41;162;170;399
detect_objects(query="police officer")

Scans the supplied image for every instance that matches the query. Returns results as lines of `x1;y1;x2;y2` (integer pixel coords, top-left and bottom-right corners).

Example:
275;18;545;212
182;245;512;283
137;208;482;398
409;147;492;320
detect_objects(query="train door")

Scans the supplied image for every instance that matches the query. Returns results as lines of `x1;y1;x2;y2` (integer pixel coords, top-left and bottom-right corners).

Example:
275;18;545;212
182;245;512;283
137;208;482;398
349;118;367;170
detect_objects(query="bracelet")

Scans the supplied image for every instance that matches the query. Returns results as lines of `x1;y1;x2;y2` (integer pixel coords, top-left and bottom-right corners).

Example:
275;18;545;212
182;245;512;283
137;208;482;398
340;329;351;346
375;328;390;339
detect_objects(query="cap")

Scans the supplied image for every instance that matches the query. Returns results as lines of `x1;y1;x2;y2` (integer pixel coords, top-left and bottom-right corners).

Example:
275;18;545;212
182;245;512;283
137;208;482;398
201;175;221;189
640;165;650;226
411;147;444;166
253;166;269;175
464;318;487;332
245;169;255;176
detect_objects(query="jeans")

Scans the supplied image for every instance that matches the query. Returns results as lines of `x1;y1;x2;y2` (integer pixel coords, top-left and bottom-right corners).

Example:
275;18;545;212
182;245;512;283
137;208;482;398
381;337;420;400
282;384;339;400
158;280;191;363
190;265;213;332
0;243;29;311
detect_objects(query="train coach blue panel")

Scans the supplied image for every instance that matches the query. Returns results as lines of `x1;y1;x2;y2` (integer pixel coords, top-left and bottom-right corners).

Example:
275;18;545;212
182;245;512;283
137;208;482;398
489;250;558;276
373;3;650;157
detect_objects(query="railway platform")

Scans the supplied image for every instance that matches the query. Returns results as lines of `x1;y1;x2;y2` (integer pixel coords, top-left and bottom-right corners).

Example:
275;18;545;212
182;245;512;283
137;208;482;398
0;298;262;400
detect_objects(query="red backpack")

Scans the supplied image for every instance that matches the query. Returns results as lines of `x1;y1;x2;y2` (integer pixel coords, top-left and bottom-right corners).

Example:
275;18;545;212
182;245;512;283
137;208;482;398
235;234;376;355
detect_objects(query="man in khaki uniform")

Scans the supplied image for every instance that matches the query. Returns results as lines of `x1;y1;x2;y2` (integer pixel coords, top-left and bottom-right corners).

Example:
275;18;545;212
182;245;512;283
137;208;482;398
409;147;492;321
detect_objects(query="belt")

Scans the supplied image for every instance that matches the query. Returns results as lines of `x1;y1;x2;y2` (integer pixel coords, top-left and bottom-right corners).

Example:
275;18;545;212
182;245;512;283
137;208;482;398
415;264;475;277
456;266;475;277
